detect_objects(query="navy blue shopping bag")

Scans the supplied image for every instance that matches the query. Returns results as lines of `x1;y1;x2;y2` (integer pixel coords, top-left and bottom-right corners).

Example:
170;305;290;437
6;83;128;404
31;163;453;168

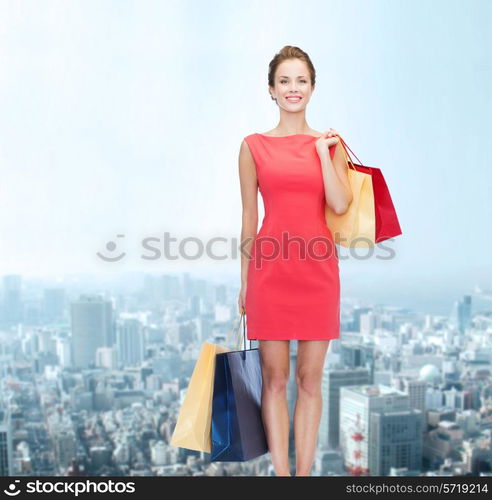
211;312;268;462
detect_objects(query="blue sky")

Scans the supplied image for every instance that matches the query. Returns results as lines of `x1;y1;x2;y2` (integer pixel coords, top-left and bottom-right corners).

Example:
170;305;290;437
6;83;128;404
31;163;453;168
0;0;491;313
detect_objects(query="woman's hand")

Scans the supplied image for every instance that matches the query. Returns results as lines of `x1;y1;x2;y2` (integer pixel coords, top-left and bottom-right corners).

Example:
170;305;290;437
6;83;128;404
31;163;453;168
238;286;247;314
315;128;340;156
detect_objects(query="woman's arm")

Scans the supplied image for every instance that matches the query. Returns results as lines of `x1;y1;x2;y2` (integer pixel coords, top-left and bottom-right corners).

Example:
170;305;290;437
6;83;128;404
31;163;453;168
317;136;353;215
238;140;259;293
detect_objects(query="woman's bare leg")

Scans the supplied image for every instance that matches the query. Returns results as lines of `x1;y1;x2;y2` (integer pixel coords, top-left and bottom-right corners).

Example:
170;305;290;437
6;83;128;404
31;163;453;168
293;340;330;476
259;339;292;476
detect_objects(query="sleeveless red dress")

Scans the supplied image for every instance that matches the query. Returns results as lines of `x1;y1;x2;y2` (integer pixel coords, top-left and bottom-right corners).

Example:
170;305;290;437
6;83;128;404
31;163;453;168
244;133;340;341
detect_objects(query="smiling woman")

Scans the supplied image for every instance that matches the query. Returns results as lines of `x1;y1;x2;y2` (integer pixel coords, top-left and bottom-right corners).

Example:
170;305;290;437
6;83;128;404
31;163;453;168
267;50;316;108
237;45;352;477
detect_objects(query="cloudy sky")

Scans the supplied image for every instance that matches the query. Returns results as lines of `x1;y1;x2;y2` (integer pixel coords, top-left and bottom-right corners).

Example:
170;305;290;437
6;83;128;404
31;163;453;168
1;0;491;312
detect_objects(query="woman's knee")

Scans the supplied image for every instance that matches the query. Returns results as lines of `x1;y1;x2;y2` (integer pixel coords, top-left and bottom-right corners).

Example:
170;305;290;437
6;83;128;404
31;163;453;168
295;370;322;397
263;370;290;394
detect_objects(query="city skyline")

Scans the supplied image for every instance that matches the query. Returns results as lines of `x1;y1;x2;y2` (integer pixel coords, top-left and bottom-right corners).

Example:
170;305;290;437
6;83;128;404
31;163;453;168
1;269;491;476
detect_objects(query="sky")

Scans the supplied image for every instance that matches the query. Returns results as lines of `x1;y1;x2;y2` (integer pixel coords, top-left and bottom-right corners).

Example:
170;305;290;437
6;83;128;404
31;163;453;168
0;0;491;314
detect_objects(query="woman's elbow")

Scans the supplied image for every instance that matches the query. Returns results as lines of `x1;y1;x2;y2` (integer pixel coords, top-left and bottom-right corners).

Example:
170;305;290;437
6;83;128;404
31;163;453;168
334;196;352;215
334;204;348;215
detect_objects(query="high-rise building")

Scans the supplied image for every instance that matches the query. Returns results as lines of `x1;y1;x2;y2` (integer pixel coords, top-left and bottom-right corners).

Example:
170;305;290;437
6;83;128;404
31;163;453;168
393;376;427;414
341;343;374;369
56;337;72;367
190;295;202;317
0;407;13;476
341;343;375;381
360;312;376;335
444;387;466;411
2;275;22;328
340;384;410;474
320;367;372;449
116;318;144;368
96;346;117;369
450;295;472;334
369;409;423;475
54;429;78;470
70;295;113;368
351;307;372;332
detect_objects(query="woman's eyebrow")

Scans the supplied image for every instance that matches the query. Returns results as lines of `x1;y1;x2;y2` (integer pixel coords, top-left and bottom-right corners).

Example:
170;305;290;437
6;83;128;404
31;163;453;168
278;75;307;78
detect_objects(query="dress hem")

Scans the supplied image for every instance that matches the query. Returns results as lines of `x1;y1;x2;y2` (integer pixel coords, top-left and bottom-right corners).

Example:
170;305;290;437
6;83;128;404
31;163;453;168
247;335;340;341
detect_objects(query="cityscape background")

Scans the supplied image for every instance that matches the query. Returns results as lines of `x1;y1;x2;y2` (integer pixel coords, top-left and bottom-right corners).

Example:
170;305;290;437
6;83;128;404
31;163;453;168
0;272;491;476
1;0;491;477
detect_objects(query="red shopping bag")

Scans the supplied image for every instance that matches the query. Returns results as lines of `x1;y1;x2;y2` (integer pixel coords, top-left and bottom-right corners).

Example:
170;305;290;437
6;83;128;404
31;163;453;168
337;135;402;243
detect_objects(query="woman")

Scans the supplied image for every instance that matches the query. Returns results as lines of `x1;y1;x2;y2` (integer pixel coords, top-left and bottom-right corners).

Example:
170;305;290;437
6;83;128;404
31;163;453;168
237;45;352;476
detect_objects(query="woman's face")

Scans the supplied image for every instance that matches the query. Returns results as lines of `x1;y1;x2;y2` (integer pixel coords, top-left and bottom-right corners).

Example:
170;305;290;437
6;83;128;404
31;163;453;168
269;58;314;111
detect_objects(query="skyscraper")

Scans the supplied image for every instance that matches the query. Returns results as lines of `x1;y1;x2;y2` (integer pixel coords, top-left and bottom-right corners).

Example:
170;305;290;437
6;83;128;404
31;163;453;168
340;384;410;474
393;376;427;414
70;295;113;368
341;343;375;381
450;295;472;334
2;275;22;328
320;367;372;450
116;318;144;367
0;407;13;476
369;409;423;475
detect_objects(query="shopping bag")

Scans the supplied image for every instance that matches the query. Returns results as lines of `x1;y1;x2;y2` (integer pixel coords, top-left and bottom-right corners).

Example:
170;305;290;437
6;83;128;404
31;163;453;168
350;163;402;243
325;134;402;248
211;311;269;462
170;313;246;453
170;341;229;453
339;135;402;243
325;163;375;249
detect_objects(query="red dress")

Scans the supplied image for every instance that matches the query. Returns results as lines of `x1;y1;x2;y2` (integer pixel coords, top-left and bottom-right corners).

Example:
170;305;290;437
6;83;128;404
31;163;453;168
244;133;340;341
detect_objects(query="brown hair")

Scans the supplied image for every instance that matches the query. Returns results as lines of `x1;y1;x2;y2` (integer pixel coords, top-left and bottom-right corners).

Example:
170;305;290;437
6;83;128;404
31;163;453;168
268;45;316;101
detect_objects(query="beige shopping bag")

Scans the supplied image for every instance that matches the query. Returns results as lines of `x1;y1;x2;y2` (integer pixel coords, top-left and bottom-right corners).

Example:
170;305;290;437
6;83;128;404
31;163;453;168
325;135;376;248
170;312;245;453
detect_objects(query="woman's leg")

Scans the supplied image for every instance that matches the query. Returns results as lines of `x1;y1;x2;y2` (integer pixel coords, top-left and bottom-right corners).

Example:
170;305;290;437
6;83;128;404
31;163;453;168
258;339;291;476
293;340;330;476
